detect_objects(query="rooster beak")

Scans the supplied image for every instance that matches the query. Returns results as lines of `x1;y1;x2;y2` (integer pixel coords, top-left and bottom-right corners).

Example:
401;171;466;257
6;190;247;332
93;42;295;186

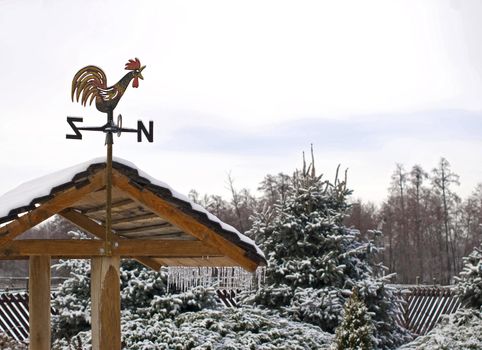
139;65;146;80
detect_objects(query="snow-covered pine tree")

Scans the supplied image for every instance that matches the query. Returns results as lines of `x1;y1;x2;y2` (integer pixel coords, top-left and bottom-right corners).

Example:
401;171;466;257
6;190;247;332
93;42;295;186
245;151;411;349
455;244;482;308
334;288;374;350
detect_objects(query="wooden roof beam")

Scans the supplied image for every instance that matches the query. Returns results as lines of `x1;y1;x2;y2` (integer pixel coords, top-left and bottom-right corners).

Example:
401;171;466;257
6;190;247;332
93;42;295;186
112;170;259;272
0;239;221;258
118;232;189;240
0;173;105;249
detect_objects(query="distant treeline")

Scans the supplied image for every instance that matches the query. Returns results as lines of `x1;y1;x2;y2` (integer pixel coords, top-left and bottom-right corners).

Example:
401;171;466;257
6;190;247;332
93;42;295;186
346;158;481;285
190;157;481;285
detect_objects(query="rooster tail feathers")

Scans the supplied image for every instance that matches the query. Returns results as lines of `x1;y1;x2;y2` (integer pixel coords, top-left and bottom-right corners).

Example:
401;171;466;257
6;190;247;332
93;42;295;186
71;65;108;105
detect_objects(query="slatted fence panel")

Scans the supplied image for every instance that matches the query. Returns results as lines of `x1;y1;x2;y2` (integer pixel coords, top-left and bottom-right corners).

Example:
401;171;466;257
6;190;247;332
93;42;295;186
0;292;29;341
0;287;462;341
218;286;461;337
217;289;238;307
398;286;461;335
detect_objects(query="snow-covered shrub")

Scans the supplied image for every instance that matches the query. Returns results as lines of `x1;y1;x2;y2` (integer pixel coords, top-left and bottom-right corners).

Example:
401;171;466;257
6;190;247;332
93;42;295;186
52;258;92;340
398;308;482;350
0;333;27;350
334;289;374;350
149;286;218;318
455;245;482;308
121;307;333;350
285;287;343;333
53;308;333;350
398;244;482;350
120;259;168;309
52;258;218;345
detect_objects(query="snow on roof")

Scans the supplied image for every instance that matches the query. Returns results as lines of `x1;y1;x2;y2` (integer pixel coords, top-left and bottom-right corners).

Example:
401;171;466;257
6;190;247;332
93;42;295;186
0;157;265;260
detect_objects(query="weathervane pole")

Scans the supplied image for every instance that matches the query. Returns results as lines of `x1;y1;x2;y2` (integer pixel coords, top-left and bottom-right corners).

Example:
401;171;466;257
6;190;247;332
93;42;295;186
68;58;153;257
105;111;114;256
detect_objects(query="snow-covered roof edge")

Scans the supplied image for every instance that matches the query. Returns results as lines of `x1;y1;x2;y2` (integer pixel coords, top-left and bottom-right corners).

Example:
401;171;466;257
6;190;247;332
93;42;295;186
0;157;265;263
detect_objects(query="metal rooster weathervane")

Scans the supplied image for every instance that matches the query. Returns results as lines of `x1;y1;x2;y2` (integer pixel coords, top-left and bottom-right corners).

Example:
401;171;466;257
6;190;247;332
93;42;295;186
66;58;154;255
67;57;153;143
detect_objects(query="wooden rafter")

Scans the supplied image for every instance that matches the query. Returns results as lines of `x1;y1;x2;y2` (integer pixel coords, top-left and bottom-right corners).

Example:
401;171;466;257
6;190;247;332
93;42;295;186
82;198;133;214
0;173;105;249
115;223;171;235
60;208;168;270
112;170;259;272
111;212;158;224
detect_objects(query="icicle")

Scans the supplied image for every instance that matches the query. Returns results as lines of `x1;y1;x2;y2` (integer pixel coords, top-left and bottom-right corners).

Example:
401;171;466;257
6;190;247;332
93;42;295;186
167;265;266;292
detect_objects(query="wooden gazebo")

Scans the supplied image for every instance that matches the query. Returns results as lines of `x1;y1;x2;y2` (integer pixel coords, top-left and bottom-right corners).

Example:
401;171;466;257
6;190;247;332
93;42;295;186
0;157;266;350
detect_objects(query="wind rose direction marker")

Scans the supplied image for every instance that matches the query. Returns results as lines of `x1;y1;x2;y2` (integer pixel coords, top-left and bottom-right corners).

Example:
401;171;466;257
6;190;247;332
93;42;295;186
66;116;154;142
66;58;154;255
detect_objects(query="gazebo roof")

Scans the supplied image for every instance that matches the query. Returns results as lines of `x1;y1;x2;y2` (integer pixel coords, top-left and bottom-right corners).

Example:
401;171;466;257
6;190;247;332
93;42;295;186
0;158;266;271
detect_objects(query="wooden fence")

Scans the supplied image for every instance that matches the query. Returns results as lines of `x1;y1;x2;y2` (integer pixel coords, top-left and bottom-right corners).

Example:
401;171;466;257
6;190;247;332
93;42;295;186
215;285;462;336
397;286;461;335
0;293;29;341
0;286;462;342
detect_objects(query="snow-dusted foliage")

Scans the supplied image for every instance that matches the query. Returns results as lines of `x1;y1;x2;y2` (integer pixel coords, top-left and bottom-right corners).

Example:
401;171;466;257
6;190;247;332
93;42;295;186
120;260;169;309
52;258;92;340
52;258;218;346
0;333;27;350
65;308;329;350
398;308;482;350
334;289;374;350
51;244;334;349
358;278;412;349
245;163;411;349
396;245;482;349
455;245;482;308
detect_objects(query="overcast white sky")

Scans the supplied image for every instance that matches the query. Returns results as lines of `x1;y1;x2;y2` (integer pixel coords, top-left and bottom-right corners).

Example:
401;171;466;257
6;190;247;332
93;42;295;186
0;0;481;203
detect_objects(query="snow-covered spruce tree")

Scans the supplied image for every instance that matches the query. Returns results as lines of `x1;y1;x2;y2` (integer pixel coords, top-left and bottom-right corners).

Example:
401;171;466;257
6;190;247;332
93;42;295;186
455;244;482;308
244;154;411;349
334;289;374;350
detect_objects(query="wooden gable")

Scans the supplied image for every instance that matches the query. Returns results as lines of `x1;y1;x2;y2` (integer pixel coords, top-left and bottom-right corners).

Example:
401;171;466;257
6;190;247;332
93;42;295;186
0;159;266;272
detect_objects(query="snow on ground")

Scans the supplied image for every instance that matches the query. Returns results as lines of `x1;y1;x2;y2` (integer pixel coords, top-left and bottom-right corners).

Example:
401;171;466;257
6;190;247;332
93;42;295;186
398;308;482;350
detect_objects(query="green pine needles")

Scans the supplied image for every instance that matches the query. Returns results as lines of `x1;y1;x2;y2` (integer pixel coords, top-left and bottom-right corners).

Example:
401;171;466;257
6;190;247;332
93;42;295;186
455;245;482;308
335;289;374;350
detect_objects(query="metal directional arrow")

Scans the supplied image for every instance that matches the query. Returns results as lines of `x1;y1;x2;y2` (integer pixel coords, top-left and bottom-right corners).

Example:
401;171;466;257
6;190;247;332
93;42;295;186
67;58;154;255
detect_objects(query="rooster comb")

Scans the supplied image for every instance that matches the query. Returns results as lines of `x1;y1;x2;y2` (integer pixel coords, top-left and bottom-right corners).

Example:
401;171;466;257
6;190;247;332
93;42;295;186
125;58;141;70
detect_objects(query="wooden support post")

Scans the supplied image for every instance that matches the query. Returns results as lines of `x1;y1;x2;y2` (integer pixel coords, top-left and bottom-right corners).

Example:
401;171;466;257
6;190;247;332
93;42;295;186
91;256;121;350
29;256;51;350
